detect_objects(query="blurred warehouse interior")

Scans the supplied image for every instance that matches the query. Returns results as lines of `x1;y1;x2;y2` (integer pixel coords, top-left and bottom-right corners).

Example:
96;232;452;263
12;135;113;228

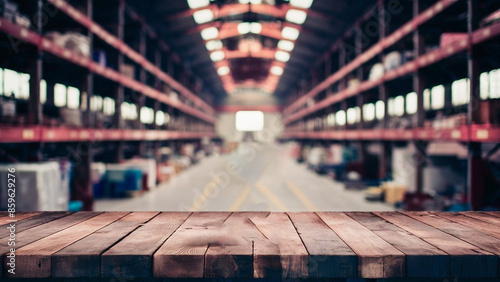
0;0;499;212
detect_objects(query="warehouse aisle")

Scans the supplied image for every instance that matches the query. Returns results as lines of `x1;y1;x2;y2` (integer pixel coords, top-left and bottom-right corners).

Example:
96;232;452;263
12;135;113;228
95;143;394;212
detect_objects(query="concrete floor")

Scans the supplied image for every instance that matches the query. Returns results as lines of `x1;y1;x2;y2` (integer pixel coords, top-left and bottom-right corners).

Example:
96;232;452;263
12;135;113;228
95;143;394;212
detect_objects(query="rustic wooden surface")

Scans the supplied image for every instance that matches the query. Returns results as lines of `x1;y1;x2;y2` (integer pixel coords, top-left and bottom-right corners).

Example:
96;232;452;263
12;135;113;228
1;211;500;279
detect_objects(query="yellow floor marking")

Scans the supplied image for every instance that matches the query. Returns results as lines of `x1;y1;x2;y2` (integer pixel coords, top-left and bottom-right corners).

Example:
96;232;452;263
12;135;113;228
284;180;319;211
255;182;288;211
229;184;252;211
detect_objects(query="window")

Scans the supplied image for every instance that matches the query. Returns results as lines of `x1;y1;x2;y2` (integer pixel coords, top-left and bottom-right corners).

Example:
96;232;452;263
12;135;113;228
335;110;346;126
103;97;115;116
4;69;20;98
394;95;405;116
388;98;395;116
480;72;489;100
363;103;375;121
327;113;335;126
431;85;445;109
452;78;470;106
67;86;80;109
375;100;385;120
156;111;165;126
19;73;30;99
54;83;67;107
0;68;3;95
347;108;357;124
406;92;417;114
490;69;500;99
140;107;154;124
423;89;430;110
40;80;47;104
236;111;264;131
91;95;103;111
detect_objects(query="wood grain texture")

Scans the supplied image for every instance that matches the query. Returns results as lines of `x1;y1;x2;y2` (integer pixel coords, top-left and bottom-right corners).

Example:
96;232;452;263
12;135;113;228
461;212;500;226
51;212;159;277
250;212;309;278
347;212;448;277
0;211;498;279
102;212;191;278
288;212;357;278
204;212;255;278
318;212;405;278
435;212;500;240
405;212;500;254
154;212;231;278
376;212;498;278
0;212;41;226
11;212;127;278
0;212;90;276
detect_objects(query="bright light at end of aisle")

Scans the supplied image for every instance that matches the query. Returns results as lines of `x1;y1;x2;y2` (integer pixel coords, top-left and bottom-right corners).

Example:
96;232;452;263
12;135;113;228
236;111;264;132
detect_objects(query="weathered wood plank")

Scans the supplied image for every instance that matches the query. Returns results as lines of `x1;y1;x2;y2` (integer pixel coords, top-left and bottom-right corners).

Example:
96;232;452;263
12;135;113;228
52;212;159;277
154;212;231;278
435;212;500;240
461;212;500;226
348;212;448;277
10;212;127;278
0;212;92;276
288;212;357;278
250;212;308;278
317;212;405;278
103;212;191;278
0;212;69;238
376;212;497;278
204;212;254;278
0;212;41;226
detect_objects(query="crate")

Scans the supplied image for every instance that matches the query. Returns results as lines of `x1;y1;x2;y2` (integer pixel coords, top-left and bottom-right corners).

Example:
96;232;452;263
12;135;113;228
382;182;407;205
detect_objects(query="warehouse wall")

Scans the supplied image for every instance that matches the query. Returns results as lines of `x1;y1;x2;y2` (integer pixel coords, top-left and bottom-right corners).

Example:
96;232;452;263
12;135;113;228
215;112;284;143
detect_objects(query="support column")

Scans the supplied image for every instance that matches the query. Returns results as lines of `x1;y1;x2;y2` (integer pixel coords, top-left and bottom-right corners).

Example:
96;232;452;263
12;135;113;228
73;0;94;211
27;0;43;125
113;0;125;163
137;26;147;157
413;0;426;193
467;0;483;210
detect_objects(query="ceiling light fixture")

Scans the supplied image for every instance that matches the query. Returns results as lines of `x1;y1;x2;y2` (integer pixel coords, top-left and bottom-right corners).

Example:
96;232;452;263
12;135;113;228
217;66;230;76
210;50;225;62
270;66;284;76
237;22;263;34
281;26;300;40
286;9;307;24
290;0;313;9
201;27;219;40
277;40;295;51
275;50;291;62
239;0;263;4
205;40;223;51
193;9;214;24
187;0;210;9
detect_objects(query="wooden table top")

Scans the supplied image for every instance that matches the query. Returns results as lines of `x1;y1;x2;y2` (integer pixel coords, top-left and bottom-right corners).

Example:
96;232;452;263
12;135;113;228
1;211;500;279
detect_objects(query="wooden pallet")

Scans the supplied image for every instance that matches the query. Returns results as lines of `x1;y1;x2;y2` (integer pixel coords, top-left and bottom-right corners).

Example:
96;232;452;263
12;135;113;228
1;211;500;279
